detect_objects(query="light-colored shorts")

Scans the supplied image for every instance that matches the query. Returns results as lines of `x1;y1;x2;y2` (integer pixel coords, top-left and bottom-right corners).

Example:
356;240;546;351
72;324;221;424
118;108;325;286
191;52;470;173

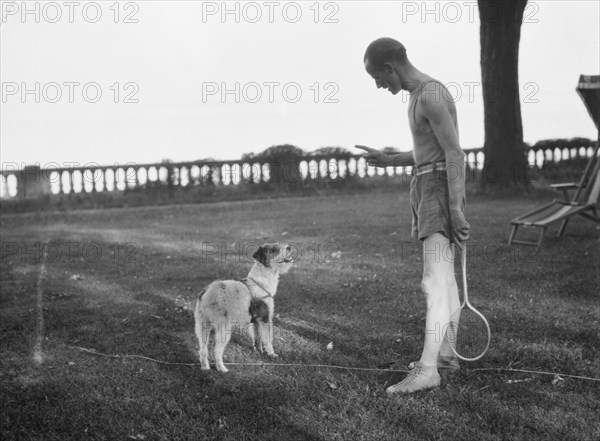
410;171;459;242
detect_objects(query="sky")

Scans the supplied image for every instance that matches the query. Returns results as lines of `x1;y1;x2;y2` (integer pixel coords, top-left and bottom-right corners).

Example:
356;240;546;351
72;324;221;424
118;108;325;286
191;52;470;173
1;0;599;170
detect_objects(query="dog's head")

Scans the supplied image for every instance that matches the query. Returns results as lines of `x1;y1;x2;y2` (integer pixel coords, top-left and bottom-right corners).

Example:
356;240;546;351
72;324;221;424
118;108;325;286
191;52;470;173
252;243;293;273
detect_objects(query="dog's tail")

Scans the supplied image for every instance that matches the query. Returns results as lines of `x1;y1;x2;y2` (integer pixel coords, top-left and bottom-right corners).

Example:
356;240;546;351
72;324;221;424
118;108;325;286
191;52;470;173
197;285;208;301
195;286;210;357
194;285;209;323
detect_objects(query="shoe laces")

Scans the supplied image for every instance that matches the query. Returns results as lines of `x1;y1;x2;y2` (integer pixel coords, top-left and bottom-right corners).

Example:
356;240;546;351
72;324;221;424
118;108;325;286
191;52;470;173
387;364;423;393
403;363;423;384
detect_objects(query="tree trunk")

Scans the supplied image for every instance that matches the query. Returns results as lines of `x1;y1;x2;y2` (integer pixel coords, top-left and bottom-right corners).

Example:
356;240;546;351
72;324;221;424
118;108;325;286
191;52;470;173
478;0;529;190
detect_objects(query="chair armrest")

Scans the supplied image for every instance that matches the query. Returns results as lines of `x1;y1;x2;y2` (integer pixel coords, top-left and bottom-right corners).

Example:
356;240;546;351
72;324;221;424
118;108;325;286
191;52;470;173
550;182;579;189
550;182;583;201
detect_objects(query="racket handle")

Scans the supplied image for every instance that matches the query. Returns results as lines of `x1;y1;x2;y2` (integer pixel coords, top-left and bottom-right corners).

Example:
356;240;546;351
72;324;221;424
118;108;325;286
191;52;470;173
460;242;467;302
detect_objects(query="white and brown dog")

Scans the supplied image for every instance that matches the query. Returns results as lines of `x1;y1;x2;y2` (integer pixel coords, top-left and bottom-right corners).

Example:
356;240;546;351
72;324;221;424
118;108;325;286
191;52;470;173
194;243;293;372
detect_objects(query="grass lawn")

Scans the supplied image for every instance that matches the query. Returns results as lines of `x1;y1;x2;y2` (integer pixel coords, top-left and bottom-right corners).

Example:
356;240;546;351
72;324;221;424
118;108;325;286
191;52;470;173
1;187;599;440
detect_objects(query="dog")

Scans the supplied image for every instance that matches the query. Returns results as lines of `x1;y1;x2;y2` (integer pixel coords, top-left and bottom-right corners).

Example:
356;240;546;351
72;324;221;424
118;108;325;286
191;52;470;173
194;243;293;372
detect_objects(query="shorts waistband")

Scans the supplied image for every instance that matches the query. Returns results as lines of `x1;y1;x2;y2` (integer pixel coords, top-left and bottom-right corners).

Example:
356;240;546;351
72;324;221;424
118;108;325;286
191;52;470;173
412;162;446;176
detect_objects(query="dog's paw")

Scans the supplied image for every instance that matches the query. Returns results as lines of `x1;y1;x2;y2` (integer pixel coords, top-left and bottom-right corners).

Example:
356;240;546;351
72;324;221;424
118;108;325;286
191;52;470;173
267;352;279;359
199;355;211;370
217;366;229;373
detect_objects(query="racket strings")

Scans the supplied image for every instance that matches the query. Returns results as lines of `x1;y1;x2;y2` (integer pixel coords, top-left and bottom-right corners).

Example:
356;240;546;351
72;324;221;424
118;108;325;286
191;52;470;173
444;243;491;361
448;307;489;360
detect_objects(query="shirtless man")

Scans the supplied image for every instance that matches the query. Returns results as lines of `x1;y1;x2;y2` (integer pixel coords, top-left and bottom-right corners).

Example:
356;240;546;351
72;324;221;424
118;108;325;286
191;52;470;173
355;37;470;394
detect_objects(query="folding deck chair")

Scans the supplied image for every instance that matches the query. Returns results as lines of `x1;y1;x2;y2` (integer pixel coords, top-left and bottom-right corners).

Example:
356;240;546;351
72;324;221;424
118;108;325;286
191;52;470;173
508;74;600;249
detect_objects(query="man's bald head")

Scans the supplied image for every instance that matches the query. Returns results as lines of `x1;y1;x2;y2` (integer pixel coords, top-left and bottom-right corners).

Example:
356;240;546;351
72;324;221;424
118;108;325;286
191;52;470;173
364;37;408;71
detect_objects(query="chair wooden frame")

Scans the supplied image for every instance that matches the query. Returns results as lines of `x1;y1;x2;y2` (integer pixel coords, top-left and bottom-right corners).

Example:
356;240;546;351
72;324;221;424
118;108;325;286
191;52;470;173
508;144;600;249
508;74;600;250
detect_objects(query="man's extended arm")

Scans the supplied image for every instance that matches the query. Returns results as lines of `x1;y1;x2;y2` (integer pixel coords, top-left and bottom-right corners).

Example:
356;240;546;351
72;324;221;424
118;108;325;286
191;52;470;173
387;151;416;167
354;145;415;167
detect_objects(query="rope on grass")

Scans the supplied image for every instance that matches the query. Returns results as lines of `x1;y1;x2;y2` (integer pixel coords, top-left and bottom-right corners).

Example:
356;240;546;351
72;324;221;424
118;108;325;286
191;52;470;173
226;362;410;373
470;367;600;382
67;346;409;372
67;345;600;382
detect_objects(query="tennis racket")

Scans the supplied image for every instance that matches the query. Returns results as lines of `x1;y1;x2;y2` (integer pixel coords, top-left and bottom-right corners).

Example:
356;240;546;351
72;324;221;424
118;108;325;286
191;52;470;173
447;242;491;361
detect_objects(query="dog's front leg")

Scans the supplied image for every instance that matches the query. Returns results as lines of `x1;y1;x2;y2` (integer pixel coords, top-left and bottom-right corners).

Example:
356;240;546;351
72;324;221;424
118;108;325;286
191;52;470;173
261;300;277;358
248;322;263;353
260;321;278;359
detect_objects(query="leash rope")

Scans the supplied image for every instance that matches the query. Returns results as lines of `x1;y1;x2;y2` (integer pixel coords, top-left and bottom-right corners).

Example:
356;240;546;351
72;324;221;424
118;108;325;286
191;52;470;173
67;346;408;372
244;277;274;300
67;345;600;382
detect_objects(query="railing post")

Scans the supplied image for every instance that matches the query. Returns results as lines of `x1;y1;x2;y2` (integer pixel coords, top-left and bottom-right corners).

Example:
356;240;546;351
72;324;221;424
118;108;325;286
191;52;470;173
68;169;75;195
133;167;139;188
102;169;108;191
13;165;51;199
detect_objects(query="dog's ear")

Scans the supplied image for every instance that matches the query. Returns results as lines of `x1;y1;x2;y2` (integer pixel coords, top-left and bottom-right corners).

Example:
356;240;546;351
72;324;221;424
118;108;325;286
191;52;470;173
252;245;271;267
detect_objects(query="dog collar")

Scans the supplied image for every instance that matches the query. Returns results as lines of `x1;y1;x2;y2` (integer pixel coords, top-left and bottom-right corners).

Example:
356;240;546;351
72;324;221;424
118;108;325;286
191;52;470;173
244;277;274;300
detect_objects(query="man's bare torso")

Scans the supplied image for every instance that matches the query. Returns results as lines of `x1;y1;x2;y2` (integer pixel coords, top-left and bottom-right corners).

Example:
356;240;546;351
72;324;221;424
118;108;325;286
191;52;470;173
408;80;459;166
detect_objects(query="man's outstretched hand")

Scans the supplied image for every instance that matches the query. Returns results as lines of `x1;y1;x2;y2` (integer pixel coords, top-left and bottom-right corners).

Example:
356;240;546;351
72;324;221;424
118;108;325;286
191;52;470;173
355;145;391;167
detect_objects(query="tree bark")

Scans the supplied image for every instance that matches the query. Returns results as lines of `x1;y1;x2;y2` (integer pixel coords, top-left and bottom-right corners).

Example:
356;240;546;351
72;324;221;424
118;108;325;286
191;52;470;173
478;0;529;190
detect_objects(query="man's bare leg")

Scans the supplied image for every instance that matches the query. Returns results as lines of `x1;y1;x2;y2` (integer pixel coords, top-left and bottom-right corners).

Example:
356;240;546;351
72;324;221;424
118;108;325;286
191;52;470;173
419;233;455;365
387;233;452;394
438;242;460;362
